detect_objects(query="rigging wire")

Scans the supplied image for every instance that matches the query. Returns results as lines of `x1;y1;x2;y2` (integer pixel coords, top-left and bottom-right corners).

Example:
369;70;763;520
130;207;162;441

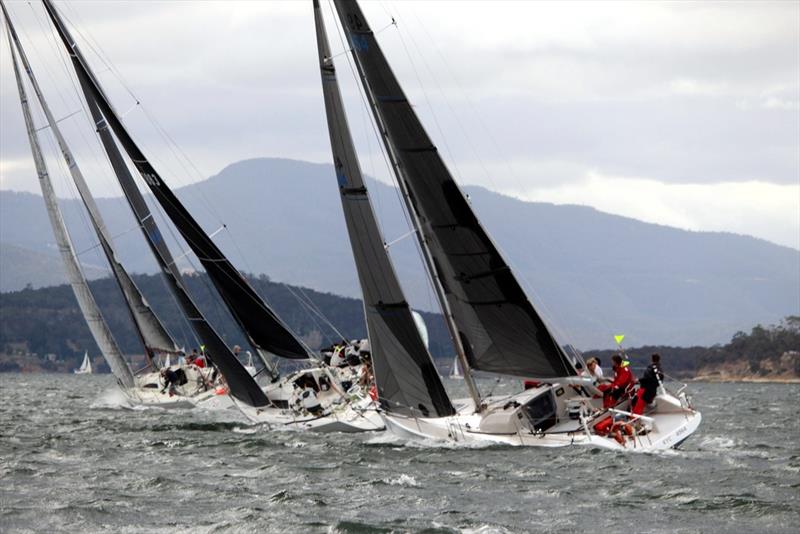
28;1;199;350
375;1;595;361
325;0;442;320
55;2;332;356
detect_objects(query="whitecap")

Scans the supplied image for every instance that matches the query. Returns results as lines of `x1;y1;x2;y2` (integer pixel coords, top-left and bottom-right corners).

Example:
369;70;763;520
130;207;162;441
385;473;419;487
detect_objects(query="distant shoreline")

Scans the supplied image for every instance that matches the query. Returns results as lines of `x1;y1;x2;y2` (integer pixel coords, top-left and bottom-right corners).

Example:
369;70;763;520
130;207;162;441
3;369;799;384
691;375;800;384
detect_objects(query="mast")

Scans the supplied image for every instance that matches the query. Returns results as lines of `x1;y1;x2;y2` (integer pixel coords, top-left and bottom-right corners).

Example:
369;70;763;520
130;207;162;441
313;0;454;417
38;0;271;406
4;1;178;370
330;0;482;408
41;0;311;365
332;0;576;390
62;16;276;379
3;8;135;389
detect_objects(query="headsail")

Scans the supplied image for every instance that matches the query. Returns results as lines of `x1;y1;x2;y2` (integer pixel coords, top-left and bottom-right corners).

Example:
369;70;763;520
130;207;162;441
38;0;271;407
333;0;576;379
5;2;178;364
313;0;453;417
42;0;309;363
3;9;135;388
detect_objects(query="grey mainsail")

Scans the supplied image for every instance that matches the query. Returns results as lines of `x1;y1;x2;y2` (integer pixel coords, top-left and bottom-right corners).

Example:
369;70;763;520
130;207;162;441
39;0;270;406
5;3;178;364
313;0;453;417
4;10;135;389
333;0;576;380
42;0;310;365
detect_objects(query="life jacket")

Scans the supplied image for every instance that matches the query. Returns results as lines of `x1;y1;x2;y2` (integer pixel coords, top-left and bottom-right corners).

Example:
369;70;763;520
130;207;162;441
610;365;634;391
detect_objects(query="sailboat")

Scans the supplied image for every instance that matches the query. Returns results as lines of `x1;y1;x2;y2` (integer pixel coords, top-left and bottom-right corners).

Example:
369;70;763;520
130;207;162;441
36;0;381;431
74;352;92;375
3;3;223;409
316;0;701;450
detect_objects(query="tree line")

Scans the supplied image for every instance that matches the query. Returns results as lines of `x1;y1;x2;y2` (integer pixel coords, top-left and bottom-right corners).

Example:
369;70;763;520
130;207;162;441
1;272;796;377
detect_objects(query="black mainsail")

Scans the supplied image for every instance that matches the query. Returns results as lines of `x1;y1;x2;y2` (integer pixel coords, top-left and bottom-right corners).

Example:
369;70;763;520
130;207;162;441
38;0;271;406
333;0;576;380
42;0;310;364
3;7;135;388
313;0;453;417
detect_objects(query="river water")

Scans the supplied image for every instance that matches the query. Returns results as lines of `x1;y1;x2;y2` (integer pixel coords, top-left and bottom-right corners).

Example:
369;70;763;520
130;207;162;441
0;374;797;533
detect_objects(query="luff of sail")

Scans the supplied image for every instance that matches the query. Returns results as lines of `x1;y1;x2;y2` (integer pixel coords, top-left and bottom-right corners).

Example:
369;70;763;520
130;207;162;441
41;0;309;363
3;10;135;389
333;0;576;379
6;2;178;363
39;0;270;407
313;0;453;417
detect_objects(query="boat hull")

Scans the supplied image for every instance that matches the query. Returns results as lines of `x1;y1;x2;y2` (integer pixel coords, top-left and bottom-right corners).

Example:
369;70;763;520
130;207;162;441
237;397;385;433
382;387;702;452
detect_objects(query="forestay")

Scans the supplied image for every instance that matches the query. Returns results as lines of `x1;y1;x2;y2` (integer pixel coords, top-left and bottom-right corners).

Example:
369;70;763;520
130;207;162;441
4;10;135;389
333;0;576;379
313;0;454;417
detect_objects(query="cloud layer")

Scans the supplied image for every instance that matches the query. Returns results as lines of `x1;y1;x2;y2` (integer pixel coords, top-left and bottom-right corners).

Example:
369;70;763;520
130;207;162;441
0;0;798;249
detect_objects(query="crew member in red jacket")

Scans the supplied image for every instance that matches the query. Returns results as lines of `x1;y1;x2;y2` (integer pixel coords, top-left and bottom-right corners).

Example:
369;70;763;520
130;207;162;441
598;354;635;408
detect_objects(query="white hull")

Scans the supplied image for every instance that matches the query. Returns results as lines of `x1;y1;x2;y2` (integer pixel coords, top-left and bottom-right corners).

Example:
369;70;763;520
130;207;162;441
382;384;701;451
232;364;383;432
120;364;227;410
238;397;384;433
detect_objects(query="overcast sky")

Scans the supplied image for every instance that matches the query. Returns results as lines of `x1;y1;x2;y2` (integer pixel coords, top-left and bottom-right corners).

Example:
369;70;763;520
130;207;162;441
1;0;798;249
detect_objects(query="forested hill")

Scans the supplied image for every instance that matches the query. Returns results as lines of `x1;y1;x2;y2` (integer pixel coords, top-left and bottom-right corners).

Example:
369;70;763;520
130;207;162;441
583;317;800;380
0;272;448;367
1;272;797;380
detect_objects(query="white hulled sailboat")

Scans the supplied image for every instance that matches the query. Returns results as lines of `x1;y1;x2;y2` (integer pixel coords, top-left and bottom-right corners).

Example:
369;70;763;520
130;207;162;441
315;0;701;450
34;0;382;431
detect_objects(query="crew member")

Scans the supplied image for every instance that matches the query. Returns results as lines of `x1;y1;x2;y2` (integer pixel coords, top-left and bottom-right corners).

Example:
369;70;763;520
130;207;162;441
160;368;180;396
598;354;635;408
632;353;664;415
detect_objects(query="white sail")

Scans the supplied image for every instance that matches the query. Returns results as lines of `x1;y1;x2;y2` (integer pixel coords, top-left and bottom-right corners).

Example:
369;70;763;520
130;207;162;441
74;351;92;374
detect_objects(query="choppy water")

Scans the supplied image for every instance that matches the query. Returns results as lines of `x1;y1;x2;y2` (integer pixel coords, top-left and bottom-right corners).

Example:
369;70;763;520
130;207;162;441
0;374;798;533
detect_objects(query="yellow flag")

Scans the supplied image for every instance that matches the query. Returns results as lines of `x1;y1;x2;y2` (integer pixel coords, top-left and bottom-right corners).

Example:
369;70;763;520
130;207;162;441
614;334;625;345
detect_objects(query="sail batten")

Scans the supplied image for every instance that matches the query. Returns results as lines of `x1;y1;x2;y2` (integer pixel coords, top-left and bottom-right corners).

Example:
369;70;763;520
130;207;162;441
313;0;454;417
333;0;576;380
3;7;135;389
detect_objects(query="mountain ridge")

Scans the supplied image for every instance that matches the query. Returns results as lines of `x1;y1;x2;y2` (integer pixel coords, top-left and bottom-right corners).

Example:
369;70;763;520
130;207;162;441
2;157;797;349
